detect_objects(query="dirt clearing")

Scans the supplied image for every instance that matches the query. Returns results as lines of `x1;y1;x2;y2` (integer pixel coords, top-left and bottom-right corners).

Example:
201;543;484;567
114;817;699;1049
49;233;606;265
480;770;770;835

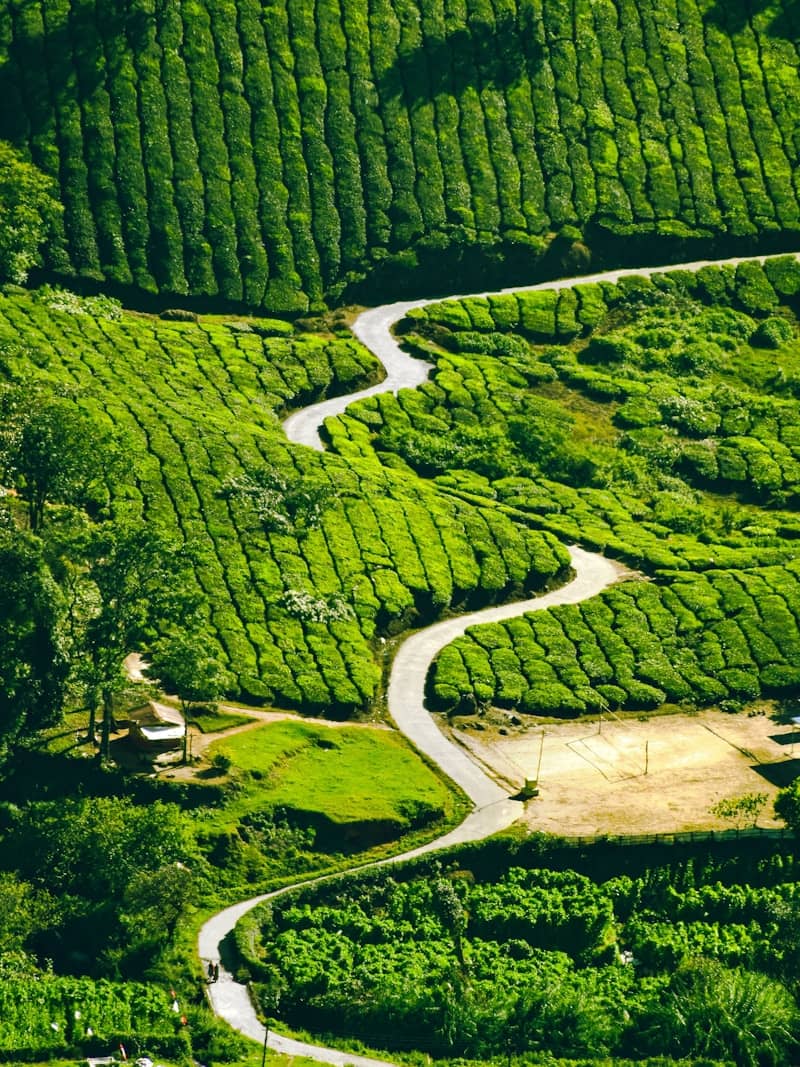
447;708;800;836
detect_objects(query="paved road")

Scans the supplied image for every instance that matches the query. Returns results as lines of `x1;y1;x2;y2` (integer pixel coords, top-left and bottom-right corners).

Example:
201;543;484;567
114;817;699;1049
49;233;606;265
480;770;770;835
203;250;799;1064
283;252;798;451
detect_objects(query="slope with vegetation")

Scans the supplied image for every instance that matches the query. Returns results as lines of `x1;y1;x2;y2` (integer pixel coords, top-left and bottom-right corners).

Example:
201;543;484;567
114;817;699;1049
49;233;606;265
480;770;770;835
0;286;566;716
240;835;800;1065
323;256;800;717
1;0;799;309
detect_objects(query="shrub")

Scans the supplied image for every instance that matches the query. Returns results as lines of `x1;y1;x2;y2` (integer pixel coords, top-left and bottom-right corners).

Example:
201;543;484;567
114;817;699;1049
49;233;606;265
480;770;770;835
751;316;793;348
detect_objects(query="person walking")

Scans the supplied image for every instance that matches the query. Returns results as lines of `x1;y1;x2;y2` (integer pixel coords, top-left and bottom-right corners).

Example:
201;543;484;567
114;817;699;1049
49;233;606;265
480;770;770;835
207;960;214;982
213;962;220;983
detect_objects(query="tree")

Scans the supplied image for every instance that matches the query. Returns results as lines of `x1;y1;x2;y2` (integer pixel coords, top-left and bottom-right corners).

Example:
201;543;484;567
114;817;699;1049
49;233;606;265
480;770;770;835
3;795;197;902
0;142;62;285
634;959;798;1066
1;794;199;972
80;522;199;758
0;530;68;760
711;791;768;829
120;861;194;947
0;390;118;531
0;872;56;957
147;633;232;762
774;779;800;832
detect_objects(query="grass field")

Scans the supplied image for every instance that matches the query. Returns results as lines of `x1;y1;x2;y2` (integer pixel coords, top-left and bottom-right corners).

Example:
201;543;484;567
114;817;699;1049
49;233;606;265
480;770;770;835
202;718;465;843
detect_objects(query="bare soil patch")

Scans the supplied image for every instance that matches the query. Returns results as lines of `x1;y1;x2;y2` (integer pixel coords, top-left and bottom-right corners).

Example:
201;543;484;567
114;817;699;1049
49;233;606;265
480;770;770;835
446;708;800;835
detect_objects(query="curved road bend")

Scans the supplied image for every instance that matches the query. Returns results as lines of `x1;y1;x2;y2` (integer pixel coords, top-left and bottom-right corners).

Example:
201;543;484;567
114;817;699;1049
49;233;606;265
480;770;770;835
198;545;628;1063
205;251;798;1063
283;252;798;450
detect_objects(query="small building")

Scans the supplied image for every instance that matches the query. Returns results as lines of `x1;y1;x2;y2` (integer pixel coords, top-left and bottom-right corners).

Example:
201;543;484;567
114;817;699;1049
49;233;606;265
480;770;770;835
127;701;185;750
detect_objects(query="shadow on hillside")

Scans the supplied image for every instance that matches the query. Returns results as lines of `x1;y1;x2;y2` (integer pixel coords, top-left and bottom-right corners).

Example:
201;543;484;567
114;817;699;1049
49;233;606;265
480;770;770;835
0;0;153;142
704;0;800;37
379;11;541;104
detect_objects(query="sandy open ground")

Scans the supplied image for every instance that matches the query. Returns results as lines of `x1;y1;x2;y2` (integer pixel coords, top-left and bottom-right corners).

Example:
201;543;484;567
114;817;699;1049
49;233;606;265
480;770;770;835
449;708;800;835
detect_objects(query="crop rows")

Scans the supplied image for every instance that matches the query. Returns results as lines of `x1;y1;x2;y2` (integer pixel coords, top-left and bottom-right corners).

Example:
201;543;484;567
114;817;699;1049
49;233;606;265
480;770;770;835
326;259;800;573
2;0;799;308
428;560;800;714
408;256;800;338
0;290;565;711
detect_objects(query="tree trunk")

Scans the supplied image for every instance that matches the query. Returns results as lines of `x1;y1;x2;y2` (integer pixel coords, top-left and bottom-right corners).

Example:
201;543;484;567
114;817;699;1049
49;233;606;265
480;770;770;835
100;689;113;761
86;701;97;744
182;701;190;763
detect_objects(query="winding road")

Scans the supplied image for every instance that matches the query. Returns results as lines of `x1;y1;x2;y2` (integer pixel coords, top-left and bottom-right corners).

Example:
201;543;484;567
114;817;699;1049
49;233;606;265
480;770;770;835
199;251;798;1065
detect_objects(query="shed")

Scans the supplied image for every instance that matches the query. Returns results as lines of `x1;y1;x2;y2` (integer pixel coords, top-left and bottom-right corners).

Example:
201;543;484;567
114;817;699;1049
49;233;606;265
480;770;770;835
127;701;185;750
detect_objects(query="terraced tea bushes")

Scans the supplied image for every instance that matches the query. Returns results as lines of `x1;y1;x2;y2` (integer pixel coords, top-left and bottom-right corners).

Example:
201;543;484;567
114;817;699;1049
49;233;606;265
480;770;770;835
329;260;800;573
2;0;800;309
0;289;566;711
429;561;800;714
322;260;800;717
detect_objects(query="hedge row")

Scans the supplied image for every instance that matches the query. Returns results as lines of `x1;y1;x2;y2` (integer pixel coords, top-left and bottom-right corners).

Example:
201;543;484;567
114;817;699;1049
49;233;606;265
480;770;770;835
0;288;567;712
428;560;800;715
2;0;800;308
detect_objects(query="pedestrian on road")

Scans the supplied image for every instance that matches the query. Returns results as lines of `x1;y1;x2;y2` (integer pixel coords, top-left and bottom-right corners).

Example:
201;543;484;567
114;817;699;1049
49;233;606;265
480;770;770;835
207;960;214;982
213;962;220;983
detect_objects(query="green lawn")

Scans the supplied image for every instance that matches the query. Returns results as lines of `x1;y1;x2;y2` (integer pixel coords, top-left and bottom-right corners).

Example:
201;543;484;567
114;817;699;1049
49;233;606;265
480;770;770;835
204;719;464;834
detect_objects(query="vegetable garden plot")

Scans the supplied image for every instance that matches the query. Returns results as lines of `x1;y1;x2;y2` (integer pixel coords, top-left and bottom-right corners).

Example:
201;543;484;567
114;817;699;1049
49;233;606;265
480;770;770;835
2;0;800;310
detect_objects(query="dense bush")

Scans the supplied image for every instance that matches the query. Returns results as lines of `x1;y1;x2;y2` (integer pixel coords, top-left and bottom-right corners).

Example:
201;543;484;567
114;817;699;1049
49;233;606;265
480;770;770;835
245;849;800;1062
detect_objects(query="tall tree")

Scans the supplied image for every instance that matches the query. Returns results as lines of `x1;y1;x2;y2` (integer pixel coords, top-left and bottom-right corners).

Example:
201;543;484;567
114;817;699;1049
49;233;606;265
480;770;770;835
0;390;118;531
80;522;198;758
147;633;232;762
0;142;62;285
0;530;68;760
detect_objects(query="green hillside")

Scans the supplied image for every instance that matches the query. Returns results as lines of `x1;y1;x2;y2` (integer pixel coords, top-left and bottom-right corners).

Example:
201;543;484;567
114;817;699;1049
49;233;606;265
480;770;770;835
1;0;799;311
0;288;566;711
324;256;800;716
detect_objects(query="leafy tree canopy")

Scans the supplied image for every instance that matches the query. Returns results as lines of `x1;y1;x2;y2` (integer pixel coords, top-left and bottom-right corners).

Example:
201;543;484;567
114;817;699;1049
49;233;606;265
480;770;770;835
2;795;198;902
0;142;62;285
0;530;67;759
0;387;119;531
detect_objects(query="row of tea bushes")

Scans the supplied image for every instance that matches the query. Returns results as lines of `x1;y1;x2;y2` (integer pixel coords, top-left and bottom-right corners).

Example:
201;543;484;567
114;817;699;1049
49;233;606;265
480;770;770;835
2;0;800;308
0;289;566;711
428;561;800;714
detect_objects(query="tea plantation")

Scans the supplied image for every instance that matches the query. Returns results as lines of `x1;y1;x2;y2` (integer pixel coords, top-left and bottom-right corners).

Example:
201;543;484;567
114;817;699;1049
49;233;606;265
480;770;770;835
325;257;800;716
0;286;566;713
1;0;800;309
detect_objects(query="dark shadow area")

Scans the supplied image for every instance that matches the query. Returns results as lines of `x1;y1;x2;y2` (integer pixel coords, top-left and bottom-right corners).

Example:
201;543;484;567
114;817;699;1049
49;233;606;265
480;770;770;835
379;10;541;105
769;731;800;747
704;0;800;38
751;758;800;787
0;746;221;809
0;0;157;143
